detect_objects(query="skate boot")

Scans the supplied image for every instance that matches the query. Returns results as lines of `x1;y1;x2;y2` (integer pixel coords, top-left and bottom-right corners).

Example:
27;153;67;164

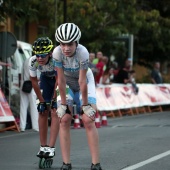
44;146;55;158
91;163;103;170
60;162;72;170
38;146;55;169
37;145;48;158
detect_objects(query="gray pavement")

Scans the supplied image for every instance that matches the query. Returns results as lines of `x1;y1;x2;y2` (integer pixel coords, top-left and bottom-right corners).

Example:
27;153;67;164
1;111;170;170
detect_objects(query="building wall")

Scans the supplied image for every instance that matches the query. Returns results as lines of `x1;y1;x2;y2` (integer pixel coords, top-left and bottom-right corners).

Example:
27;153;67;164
28;21;38;44
0;18;13;32
0;18;38;44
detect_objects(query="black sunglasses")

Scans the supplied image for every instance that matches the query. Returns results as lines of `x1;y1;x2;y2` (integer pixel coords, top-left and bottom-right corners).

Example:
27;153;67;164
36;53;49;58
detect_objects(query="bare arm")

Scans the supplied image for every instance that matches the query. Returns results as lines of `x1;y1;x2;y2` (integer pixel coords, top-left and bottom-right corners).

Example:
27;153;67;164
52;75;58;99
55;67;66;104
102;75;110;84
125;78;134;84
151;78;156;84
30;76;45;102
151;70;157;84
79;69;88;105
124;73;133;84
0;61;12;67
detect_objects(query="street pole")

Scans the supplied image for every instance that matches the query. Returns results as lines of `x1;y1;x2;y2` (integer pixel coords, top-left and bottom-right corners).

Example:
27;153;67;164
63;0;67;23
128;34;134;65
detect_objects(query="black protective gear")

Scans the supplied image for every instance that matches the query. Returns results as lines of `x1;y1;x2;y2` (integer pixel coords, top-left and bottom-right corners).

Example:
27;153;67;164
37;102;47;114
51;99;57;109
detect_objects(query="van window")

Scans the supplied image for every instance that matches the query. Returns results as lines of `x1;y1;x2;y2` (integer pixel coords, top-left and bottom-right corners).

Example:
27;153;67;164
10;48;26;70
18;48;26;61
25;49;32;57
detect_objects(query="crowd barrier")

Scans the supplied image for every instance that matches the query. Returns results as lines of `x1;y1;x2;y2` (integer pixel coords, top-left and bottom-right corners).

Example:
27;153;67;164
1;84;169;131
0;88;19;132
96;84;170;113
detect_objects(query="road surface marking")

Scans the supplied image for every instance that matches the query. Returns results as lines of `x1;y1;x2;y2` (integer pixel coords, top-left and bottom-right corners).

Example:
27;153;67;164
121;150;170;170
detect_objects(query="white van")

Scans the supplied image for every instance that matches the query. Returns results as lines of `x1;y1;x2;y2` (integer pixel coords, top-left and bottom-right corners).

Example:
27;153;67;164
7;41;32;95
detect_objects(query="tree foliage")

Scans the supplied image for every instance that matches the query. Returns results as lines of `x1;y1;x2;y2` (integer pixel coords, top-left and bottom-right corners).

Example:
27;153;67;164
1;0;170;64
135;0;170;63
0;0;38;25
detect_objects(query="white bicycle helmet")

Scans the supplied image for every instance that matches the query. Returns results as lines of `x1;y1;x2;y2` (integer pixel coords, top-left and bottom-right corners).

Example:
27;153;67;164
55;23;81;43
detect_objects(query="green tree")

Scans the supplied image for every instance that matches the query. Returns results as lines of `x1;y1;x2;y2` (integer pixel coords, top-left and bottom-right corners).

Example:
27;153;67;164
1;0;170;64
135;0;170;64
56;0;141;57
0;0;38;24
0;0;57;37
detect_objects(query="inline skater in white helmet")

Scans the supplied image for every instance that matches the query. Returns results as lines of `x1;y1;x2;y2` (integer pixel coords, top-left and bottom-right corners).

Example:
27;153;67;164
53;23;103;170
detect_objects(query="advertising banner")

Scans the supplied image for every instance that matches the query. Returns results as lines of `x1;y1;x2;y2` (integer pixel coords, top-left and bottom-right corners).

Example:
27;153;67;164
96;84;170;111
0;88;15;122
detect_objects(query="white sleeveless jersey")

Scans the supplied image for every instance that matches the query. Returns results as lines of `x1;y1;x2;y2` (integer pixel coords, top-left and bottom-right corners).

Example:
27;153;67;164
29;55;56;77
53;44;89;91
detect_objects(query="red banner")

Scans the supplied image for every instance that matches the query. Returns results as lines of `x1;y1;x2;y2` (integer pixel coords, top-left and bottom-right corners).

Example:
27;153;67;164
96;84;170;111
0;88;15;122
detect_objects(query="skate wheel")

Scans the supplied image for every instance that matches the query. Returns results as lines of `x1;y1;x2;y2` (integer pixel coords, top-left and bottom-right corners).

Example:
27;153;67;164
49;159;53;167
39;158;45;169
45;158;53;168
45;159;50;168
50;159;53;165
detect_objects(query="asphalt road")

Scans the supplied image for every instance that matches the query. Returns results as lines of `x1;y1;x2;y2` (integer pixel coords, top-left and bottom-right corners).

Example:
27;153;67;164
1;111;170;170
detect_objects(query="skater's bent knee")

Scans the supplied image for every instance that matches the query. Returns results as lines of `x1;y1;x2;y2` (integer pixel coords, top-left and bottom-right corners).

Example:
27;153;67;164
60;116;71;126
83;120;95;130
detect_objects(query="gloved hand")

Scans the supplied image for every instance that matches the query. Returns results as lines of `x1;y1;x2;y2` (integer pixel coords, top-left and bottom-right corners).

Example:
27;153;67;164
51;99;57;109
82;104;96;120
37;102;47;114
56;104;67;118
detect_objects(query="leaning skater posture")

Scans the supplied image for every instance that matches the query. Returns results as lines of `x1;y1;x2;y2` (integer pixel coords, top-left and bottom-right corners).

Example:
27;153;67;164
29;37;59;168
53;23;102;170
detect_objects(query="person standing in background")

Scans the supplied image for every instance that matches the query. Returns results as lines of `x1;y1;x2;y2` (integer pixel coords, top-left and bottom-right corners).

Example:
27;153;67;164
95;51;104;84
89;53;98;81
19;57;39;132
102;56;108;71
99;67;113;85
115;57;132;84
151;61;163;84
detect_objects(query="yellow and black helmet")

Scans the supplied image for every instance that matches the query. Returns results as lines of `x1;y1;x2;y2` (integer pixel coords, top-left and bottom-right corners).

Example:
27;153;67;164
33;37;54;54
